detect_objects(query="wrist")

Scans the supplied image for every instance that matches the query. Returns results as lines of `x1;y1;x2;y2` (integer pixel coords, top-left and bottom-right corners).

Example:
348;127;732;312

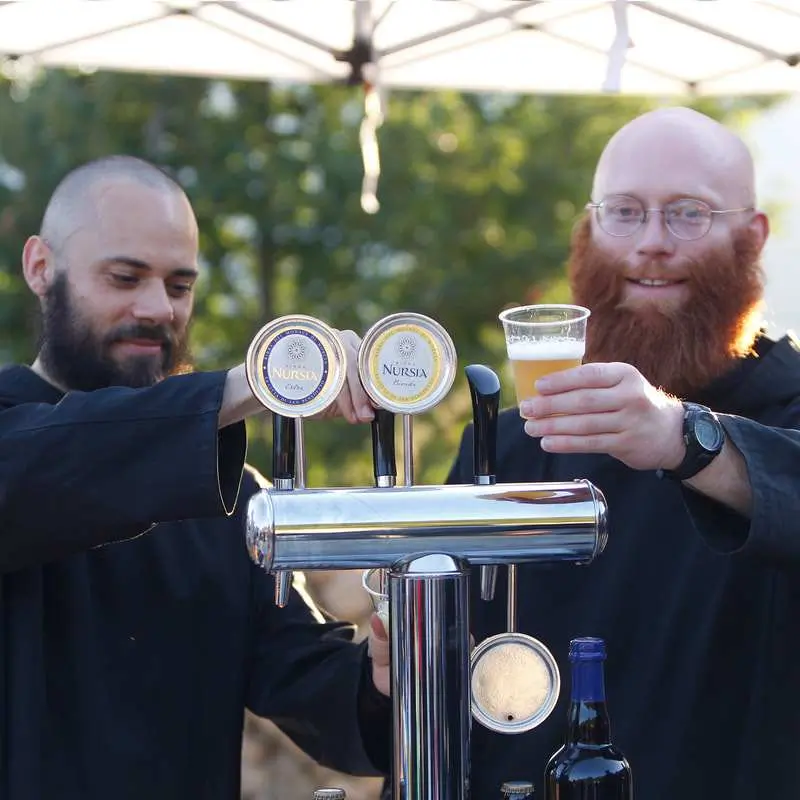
219;363;263;428
660;400;688;472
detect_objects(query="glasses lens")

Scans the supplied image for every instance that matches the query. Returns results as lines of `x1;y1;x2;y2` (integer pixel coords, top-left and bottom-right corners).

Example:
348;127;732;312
664;199;712;240
595;196;714;240
597;195;644;237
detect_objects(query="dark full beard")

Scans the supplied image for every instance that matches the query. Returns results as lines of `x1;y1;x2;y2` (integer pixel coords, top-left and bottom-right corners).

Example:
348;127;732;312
38;272;192;391
567;214;765;398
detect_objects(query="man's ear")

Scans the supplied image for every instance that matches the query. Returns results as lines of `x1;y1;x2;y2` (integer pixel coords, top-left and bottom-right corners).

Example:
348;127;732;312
749;210;770;254
22;236;55;298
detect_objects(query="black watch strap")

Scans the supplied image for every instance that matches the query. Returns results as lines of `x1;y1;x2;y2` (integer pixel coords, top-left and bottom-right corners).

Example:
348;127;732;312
660;402;725;481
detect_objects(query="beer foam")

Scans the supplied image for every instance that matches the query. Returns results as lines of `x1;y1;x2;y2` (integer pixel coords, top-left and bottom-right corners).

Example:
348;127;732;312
506;340;585;361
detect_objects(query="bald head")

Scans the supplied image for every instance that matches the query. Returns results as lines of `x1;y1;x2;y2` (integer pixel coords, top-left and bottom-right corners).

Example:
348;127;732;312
592;106;756;209
40;155;189;253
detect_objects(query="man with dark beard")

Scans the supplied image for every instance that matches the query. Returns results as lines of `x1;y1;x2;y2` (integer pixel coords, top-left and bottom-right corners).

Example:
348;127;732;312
368;106;800;799
0;155;390;800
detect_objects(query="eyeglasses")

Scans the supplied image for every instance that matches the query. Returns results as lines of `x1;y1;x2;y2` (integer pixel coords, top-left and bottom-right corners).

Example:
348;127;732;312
586;195;753;241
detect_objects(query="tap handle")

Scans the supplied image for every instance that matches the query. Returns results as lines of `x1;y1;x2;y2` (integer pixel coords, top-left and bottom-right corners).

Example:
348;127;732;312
464;364;500;482
272;413;295;490
272;414;296;604
480;568;499;602
480;565;499;602
274;570;292;608
465;364;502;602
371;408;397;488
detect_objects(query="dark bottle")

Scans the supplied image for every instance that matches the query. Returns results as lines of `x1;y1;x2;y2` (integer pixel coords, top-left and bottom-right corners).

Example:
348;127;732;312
501;780;536;800
543;637;632;800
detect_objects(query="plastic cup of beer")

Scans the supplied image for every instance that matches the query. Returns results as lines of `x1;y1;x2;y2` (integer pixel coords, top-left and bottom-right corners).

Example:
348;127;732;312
361;568;390;632
498;304;590;404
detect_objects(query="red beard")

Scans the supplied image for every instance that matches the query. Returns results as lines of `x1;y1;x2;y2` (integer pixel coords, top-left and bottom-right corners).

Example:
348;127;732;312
567;215;765;398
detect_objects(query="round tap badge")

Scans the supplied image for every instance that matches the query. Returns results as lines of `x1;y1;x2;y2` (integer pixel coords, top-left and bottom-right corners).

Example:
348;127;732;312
358;312;457;414
245;315;346;418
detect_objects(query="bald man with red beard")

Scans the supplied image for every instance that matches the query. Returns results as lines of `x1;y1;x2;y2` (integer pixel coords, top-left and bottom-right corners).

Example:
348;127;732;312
431;107;800;799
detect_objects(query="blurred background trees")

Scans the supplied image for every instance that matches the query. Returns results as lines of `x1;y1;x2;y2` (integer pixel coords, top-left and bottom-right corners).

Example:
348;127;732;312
0;72;767;485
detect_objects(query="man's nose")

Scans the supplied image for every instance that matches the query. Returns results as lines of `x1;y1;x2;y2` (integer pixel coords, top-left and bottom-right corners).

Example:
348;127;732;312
636;211;676;258
131;281;174;325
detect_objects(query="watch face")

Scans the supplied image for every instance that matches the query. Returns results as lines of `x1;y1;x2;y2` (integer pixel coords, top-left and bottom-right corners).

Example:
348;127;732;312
695;415;724;451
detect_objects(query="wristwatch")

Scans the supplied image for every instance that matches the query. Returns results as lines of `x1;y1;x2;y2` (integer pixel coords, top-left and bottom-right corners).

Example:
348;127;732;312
660;402;726;481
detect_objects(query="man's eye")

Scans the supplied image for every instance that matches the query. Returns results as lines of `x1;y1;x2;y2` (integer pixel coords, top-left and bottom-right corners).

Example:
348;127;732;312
670;204;707;222
111;274;138;285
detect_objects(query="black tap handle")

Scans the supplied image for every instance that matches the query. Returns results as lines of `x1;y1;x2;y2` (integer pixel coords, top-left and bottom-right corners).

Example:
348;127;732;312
371;408;397;485
464;364;501;482
272;413;296;484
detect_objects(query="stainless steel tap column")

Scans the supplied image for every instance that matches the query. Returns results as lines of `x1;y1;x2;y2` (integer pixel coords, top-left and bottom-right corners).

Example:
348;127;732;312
246;478;608;800
389;555;471;800
244;313;612;800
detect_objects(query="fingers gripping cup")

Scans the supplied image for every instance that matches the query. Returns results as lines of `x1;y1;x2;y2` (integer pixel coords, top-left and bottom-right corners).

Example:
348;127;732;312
362;567;390;632
498;304;590;404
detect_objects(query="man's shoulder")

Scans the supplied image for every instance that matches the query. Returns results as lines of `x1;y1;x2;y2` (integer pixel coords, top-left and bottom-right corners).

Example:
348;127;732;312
453;406;539;477
0;364;54;408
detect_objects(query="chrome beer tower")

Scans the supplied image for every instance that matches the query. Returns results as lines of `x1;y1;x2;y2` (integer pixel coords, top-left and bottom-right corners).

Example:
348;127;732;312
244;314;608;800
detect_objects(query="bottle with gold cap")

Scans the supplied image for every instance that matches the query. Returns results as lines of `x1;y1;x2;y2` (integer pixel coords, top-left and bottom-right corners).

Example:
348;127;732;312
313;789;346;800
501;780;536;800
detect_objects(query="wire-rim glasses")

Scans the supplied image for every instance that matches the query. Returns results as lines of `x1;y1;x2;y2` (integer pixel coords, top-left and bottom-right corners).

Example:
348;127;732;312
586;194;753;241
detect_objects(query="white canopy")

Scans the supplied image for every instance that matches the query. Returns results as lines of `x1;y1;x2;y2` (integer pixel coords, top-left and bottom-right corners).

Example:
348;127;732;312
3;0;797;211
1;0;799;96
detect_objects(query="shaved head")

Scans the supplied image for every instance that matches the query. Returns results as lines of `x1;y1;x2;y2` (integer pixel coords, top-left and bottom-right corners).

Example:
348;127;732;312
592;106;756;208
40;155;188;254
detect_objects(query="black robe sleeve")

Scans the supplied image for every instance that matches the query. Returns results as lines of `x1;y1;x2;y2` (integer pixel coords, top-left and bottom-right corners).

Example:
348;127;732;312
0;370;247;573
245;565;390;777
682;405;800;568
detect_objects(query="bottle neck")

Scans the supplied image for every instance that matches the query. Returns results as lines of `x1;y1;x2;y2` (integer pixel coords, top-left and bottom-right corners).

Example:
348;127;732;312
566;658;611;746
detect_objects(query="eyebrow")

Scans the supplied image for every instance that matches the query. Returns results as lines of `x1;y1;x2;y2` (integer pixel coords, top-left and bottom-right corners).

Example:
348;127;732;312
102;255;199;279
603;188;722;205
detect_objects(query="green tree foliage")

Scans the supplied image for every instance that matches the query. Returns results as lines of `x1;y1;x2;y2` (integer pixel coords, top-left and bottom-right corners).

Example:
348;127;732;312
0;70;773;484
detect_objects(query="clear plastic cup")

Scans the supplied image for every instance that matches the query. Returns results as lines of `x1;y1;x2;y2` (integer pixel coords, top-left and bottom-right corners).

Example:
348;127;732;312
498;304;590;403
362;567;390;631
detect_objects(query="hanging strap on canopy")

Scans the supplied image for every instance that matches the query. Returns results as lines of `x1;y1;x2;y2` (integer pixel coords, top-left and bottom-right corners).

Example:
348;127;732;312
359;66;385;215
350;0;383;214
603;0;632;93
